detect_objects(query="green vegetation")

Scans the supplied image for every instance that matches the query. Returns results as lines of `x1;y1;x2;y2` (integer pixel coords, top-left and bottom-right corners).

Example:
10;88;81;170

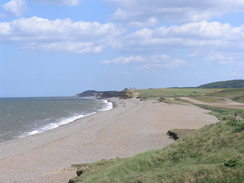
198;79;244;88
162;98;187;105
133;88;220;98
167;129;196;140
234;96;244;103
190;96;226;103
158;97;165;102
70;107;244;183
207;88;244;102
195;104;244;120
224;158;241;168
134;87;244;104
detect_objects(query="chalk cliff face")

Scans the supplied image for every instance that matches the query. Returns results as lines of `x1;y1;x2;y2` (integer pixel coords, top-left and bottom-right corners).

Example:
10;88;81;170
76;89;133;99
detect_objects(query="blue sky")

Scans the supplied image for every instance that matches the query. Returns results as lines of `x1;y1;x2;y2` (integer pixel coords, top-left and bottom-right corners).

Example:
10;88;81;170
0;0;244;97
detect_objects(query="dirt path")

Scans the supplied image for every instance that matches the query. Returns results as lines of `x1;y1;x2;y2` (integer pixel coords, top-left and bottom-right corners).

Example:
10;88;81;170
180;97;244;110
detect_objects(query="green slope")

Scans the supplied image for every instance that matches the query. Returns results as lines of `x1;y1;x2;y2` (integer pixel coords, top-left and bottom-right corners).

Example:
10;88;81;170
70;108;244;183
207;88;244;103
133;88;219;98
198;80;244;89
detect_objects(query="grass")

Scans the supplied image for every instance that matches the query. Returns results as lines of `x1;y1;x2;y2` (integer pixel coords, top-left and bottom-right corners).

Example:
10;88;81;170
162;98;187;105
133;88;221;99
70;106;244;183
133;88;244;104
167;129;197;140
194;104;244;120
190;96;226;103
234;96;244;103
207;88;244;103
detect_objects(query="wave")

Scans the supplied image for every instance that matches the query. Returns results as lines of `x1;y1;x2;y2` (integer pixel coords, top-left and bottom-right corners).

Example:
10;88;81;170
20;112;96;137
100;99;113;111
20;99;114;138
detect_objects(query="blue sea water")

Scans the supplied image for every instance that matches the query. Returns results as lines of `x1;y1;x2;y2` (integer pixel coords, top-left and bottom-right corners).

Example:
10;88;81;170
0;97;113;143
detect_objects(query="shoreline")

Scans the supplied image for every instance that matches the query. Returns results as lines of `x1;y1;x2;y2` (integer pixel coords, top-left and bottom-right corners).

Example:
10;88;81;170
0;98;217;183
0;98;114;144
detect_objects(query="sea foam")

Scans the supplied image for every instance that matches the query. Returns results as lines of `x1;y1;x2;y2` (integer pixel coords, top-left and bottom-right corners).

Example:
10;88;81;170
99;99;113;111
20;99;113;137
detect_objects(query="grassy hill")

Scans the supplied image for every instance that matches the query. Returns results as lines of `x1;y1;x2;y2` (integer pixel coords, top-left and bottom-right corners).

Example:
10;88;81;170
198;80;244;89
207;88;244;102
187;88;244;104
69;107;244;183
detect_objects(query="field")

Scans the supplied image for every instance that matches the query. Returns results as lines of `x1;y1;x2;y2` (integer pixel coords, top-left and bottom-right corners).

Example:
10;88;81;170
235;96;244;103
189;96;226;103
133;88;244;105
133;88;221;98
70;106;244;183
207;88;244;102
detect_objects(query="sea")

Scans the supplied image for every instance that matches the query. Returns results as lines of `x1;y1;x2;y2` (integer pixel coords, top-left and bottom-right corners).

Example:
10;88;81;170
0;97;113;143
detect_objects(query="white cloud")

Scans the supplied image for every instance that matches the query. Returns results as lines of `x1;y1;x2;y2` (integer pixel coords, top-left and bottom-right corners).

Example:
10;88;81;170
101;54;186;69
0;16;122;39
30;0;80;6
125;21;244;52
101;56;145;64
0;22;11;35
3;0;27;17
205;54;235;64
28;41;102;54
107;0;244;23
204;51;244;64
1;15;244;63
129;17;158;28
143;59;186;70
60;0;80;6
0;16;123;53
2;0;80;18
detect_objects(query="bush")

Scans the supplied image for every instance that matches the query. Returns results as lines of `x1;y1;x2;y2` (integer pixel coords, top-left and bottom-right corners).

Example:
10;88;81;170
158;97;165;102
233;123;244;133
226;118;239;127
224;158;240;168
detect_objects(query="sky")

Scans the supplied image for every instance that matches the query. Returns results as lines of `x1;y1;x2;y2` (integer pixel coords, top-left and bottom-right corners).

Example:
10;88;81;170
0;0;244;97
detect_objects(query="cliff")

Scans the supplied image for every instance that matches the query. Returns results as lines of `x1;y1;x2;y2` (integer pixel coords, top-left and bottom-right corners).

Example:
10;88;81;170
76;89;133;99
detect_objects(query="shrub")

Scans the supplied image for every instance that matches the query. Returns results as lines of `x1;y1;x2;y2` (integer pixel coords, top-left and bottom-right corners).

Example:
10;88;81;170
224;158;240;168
226;118;239;127
233;123;244;133
158;97;165;102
